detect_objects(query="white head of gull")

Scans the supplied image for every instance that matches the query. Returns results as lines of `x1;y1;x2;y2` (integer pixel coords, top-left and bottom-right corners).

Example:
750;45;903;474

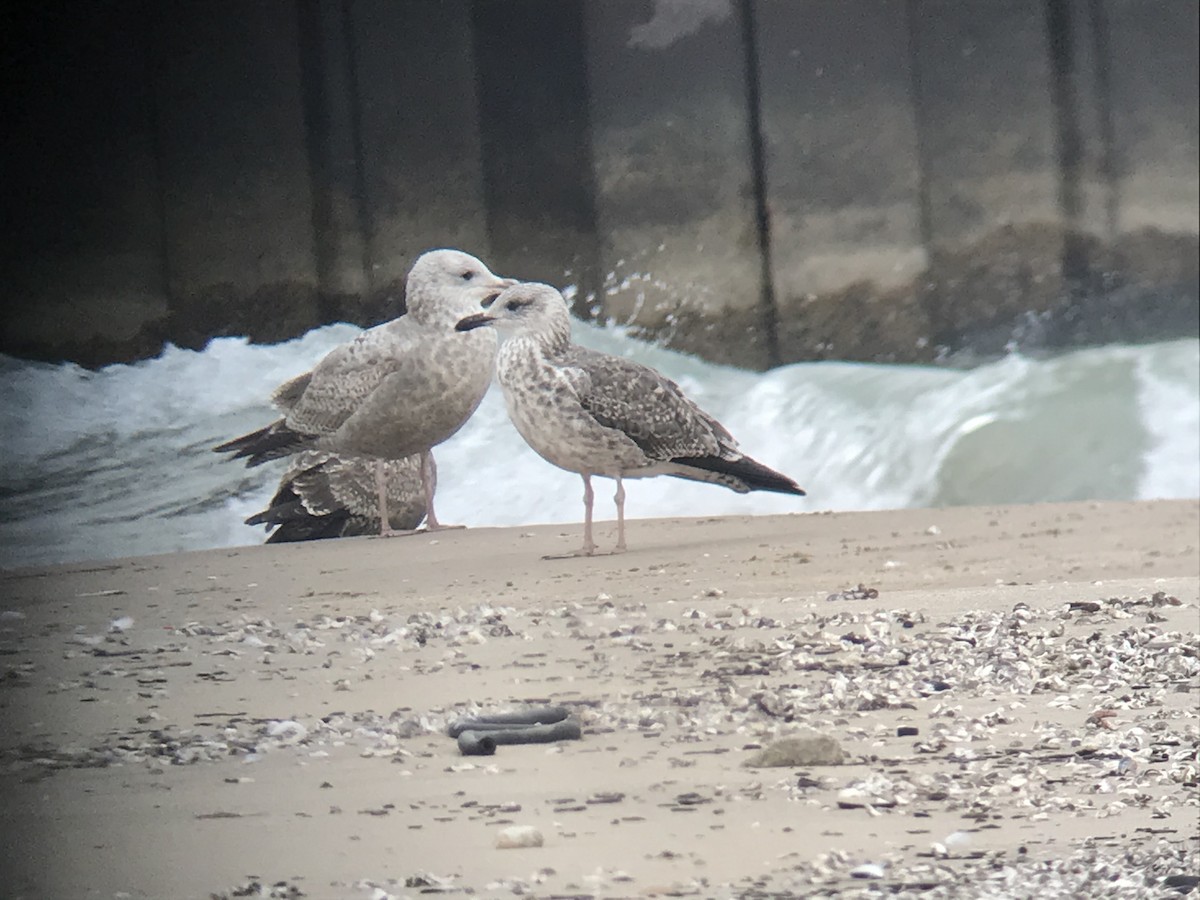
456;282;806;557
215;248;515;535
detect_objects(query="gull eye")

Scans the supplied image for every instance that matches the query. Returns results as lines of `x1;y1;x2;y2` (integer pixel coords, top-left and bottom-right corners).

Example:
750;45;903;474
505;299;522;312
461;270;475;281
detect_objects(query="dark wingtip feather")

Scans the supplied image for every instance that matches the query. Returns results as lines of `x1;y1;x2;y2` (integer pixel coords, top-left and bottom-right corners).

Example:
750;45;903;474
212;430;261;454
244;483;302;528
246;482;356;543
673;454;806;496
213;421;309;468
263;510;354;543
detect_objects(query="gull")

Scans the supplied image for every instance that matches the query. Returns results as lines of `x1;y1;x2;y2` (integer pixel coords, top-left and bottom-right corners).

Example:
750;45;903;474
244;450;429;543
456;282;806;555
215;248;514;534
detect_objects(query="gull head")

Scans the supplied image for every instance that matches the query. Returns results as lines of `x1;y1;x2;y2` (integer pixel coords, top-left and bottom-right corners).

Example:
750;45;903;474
407;248;517;324
456;282;570;340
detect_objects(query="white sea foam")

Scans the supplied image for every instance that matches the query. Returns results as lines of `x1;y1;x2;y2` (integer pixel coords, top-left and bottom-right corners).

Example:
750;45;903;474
1136;342;1200;501
1;327;1196;569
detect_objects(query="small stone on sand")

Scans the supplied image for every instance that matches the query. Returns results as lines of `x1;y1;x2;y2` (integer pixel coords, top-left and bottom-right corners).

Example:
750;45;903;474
742;734;846;768
495;825;544;849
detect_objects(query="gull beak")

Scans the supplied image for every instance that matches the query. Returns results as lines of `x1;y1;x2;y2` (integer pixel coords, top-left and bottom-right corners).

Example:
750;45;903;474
456;312;495;332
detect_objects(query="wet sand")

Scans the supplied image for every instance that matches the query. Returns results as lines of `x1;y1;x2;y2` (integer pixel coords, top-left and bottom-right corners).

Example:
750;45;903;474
1;500;1197;899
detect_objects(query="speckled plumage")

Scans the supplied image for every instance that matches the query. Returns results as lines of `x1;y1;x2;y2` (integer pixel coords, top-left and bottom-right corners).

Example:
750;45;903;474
216;249;514;533
245;451;429;542
456;282;806;555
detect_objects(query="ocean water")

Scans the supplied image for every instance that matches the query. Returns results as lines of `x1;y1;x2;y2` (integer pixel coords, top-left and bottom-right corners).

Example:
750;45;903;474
1;323;1196;570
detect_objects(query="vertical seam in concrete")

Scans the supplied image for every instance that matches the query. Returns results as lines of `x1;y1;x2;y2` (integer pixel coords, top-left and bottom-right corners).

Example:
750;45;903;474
460;0;491;266
144;1;173;313
1088;0;1120;240
905;0;937;263
468;0;499;280
569;1;604;323
904;0;947;348
1045;0;1089;287
296;0;333;304
340;0;375;296
736;0;780;370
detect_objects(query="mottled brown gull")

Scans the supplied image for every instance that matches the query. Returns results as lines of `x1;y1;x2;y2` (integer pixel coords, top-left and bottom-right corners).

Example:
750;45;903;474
215;248;514;535
244;450;429;543
456;282;806;556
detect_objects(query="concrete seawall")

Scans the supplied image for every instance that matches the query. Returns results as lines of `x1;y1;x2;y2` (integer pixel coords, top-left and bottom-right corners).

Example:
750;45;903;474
2;0;1196;369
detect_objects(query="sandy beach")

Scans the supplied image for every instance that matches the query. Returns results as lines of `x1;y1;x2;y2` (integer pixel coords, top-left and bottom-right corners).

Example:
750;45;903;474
1;499;1197;899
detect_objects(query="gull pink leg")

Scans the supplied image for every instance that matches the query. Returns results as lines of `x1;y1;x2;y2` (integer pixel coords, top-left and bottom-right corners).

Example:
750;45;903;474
580;474;596;555
375;459;391;536
420;452;462;531
375;454;437;538
542;474;600;559
420;451;449;530
614;475;627;552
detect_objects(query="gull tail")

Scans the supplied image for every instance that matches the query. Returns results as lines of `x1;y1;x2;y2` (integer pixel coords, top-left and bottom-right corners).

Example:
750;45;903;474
244;480;305;528
670;454;806;496
213;420;310;467
246;489;355;543
244;464;360;542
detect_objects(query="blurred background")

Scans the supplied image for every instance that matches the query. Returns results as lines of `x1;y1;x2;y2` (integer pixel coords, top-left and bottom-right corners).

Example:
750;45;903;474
1;0;1197;568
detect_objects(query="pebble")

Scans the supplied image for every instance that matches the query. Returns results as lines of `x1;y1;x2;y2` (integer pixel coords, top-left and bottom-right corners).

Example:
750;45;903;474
849;863;886;879
265;720;308;743
495;825;544;849
743;734;846;768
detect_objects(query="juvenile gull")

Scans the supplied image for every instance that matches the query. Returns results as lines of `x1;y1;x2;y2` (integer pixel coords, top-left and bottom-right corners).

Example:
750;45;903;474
245;450;429;543
456;282;806;555
215;248;514;534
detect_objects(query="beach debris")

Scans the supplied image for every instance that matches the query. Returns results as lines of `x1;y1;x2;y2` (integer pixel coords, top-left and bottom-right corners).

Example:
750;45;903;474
1087;708;1120;729
742;734;846;768
826;583;879;601
456;719;583;756
6;578;1198;900
400;873;456;892
109;615;134;633
447;705;572;737
1068;600;1103;613
587;791;625;805
452;707;583;756
495;825;544;849
848;862;886;879
208;879;304;898
263;720;308;745
930;831;972;858
944;830;972;850
1164;874;1200;893
836;772;903;811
